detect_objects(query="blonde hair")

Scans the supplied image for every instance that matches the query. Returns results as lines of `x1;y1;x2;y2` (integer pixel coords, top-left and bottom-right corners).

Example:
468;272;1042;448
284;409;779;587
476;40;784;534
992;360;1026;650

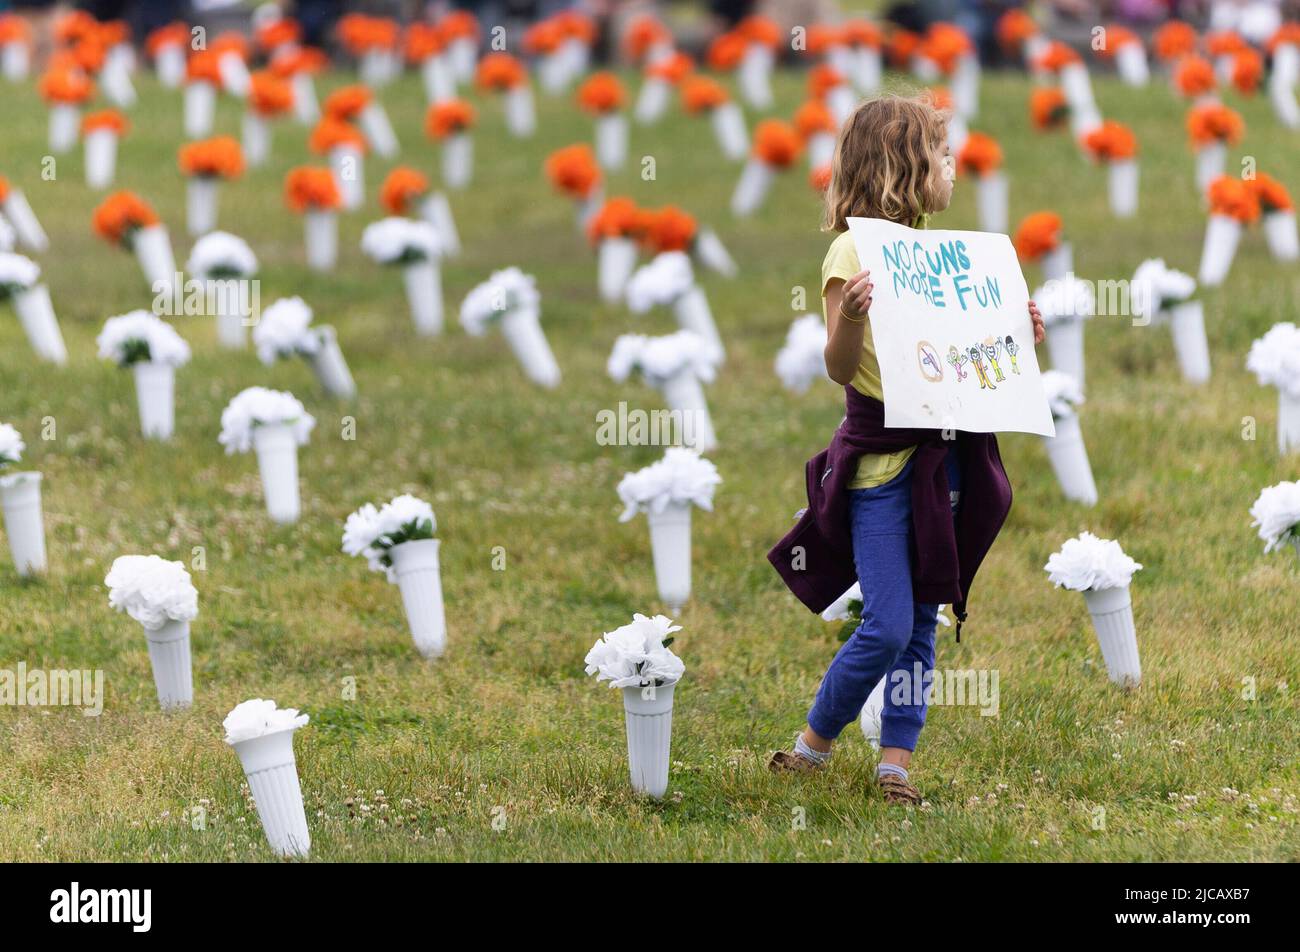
822;94;949;232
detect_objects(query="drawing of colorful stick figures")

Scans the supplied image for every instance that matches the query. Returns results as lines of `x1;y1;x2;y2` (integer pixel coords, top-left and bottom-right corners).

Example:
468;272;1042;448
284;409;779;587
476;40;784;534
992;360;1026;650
982;338;1006;382
917;341;944;382
946;345;968;381
968;345;996;390
1004;335;1021;374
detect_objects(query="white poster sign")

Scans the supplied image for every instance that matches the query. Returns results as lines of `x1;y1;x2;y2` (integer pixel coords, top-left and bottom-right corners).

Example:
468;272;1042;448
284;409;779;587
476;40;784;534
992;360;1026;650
847;216;1055;437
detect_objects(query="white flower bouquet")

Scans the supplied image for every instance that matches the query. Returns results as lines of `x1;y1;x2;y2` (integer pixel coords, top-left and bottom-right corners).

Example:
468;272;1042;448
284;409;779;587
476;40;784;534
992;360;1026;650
1046;531;1142;686
253;297;355;399
1246;322;1300;453
223;698;312;857
608;331;718;450
98;311;191;440
0;251;65;364
219;387;315;523
0;421;44;576
106;554;199;708
459;267;560;387
343;494;445;657
1041;369;1084;420
0;422;24;469
362;217;445;335
775;314;830;393
626;250;724;362
186;231;258;347
1249;480;1300;555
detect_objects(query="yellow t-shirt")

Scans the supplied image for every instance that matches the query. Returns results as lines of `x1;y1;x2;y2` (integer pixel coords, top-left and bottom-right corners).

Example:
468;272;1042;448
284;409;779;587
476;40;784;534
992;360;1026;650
821;230;916;489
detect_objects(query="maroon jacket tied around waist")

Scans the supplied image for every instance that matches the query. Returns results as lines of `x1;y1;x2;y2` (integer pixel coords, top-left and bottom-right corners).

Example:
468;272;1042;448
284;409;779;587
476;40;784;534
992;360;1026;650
767;386;1013;637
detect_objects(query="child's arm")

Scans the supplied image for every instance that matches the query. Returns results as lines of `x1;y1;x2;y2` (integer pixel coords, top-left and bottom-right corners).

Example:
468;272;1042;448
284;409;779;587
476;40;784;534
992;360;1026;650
824;268;873;386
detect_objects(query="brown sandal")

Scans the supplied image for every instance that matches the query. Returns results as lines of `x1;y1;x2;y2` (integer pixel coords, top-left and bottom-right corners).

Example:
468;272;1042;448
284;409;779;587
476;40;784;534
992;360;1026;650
876;773;923;806
768;749;825;774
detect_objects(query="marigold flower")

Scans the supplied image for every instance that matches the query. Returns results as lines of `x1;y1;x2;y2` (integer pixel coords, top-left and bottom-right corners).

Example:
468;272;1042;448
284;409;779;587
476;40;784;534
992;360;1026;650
1186;102;1243;146
1030;88;1069;129
793;100;837;140
308;118;367;154
586;196;645;245
577;72;625;114
249;71;294;116
92;191;160;245
545;144;602;199
681;76;729;113
425;99;476;138
956;132;1003;176
1081;121;1138;161
38;69;94;104
324;84;372;120
284;166;342;212
82;109;129;135
475;52;527;90
753;120;803;167
1154;21;1198;62
643;205;697;252
178;136;245;178
1207;175;1260;222
1014;211;1063;260
1250;172;1293;213
380;167;430;215
1174;56;1216;97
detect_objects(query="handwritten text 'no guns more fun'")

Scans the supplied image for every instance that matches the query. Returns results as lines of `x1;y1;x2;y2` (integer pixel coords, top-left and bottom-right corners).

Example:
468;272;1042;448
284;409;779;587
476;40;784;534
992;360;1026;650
881;238;1004;311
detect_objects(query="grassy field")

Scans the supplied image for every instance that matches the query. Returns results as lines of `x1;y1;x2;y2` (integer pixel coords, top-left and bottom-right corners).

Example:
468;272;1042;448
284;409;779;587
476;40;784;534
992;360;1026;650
0;63;1297;862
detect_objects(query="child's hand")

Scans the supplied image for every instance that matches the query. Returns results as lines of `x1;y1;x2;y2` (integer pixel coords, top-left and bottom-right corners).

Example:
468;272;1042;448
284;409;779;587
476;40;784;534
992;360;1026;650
839;269;873;321
1028;300;1045;343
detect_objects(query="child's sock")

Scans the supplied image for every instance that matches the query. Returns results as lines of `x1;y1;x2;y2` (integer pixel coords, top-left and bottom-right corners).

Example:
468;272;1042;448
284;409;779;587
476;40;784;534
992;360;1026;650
877;762;909;783
794;734;832;765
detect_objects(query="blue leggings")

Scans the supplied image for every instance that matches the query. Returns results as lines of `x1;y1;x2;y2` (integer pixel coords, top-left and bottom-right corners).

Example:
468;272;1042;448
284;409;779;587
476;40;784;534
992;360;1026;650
806;452;961;751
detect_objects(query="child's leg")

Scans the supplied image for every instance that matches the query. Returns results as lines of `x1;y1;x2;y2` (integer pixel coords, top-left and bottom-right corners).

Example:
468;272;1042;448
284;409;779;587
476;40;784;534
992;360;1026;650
878;602;940;757
804;474;916;747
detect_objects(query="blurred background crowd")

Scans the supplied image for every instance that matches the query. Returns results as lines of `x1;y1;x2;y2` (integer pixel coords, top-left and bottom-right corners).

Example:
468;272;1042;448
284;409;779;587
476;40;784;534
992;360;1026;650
1;0;1297;67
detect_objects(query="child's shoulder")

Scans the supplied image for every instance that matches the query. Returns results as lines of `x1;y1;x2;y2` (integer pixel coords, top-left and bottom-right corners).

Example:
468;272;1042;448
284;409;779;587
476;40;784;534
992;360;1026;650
821;229;860;286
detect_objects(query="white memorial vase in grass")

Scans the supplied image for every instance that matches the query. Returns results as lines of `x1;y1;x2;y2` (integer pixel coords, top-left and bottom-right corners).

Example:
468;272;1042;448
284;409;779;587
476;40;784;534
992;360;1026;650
96;310;191;441
286;167;343;272
361;217;444;336
585;613;685;799
418;191;460;257
1046;533;1143;688
1250;480;1300;563
626;251;725;364
1034;275;1094;391
223;700;311;857
183;79;217;139
1;37;31;82
1040;370;1097;505
956;133;1006;233
1261;188;1300;261
105;555;199;709
731;121;803;218
0;252;66;364
774;314;831;393
187;231;258;349
608;331;719;452
254;296;356;400
343;495;445;658
81;111;127;189
219;388;315;524
0;424;46;576
1132;258;1207;383
426;100;477;190
153;36;186;88
617;448;721;613
1246;323;1300;454
460;267;561;388
586;197;641;303
1;186;50;252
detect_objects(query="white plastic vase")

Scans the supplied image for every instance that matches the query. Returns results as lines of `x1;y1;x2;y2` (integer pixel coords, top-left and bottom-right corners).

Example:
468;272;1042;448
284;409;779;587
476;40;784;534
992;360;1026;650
291;72;319;124
100;53;136;107
537;51;568;95
1042;414;1098;505
858;678;887;749
2;42;30;82
2;190;48;252
133;361;176;440
420;192;460;257
1269;75;1300;129
694;228;737;278
401;258;444;336
421;54;455;104
634;76;670;124
304;210;337;271
672;287;724;363
210;278;249;349
156;43;185;88
229;727;311;857
946;115;969;154
660;369;717;452
1195;142;1226;193
731;159;774;217
186;177;220;237
1070;102;1103;140
807;132;835;172
1046;318;1086;391
738;44;773;109
13;284;67;365
218;51;251;98
442;133;472;190
1082;586;1140;688
827;83;857;125
1040;242;1073;282
331;146;364;211
952;54;980;118
504;85;536;137
0;473;46;576
449;37;477;82
47;103;78;154
851;47;882;93
1115;42;1149;86
359;102;399;158
976;173;1008;233
710;102;748;161
132;224;177;295
1278;390;1300;454
622;680;675;798
1060;62;1097;116
595;113;627;170
1108;160;1139;218
144;618;192;710
388;537;447;658
84;129;118;189
598;237;638;303
1197;214;1241;287
301;326;352;400
242;111;270;167
1168;301;1210;384
1264;211;1300;261
252;423;301;524
184;81;216;138
646;501;691;612
501;308;561;388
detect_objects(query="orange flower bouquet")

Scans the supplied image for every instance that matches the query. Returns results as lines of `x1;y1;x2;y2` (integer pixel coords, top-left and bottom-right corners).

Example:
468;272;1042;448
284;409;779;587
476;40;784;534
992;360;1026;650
1154;21;1198;64
1034;42;1099;135
587;196;646;302
146;21;188;88
178;137;244;236
545;144;604;228
1082;121;1139;217
1030;87;1070;130
1173;55;1216;99
623;14;673;65
958;132;1008;231
338;13;400;86
995;9;1040;59
636;51;693;123
325;83;398;158
1186;102;1242;191
425;100;476;190
381;166;461;257
475;53;535;137
732;120;803;217
1200;176;1260;285
243;71;293;167
578;72;629;170
93;191;176;291
794;99;838;170
81;109;128;189
1014;211;1070;278
1206;30;1247;79
0;174;48;252
1252;172;1299;262
918;24;979;116
285;167;342;270
184;51;223;138
0;14;33;82
680;76;748;161
256;16;300;54
39;69;94;153
1097;24;1149;86
1230;49;1262;95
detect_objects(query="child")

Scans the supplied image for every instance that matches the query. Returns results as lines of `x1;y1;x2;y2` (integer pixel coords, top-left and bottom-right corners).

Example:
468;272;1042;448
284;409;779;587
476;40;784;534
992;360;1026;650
766;95;1045;805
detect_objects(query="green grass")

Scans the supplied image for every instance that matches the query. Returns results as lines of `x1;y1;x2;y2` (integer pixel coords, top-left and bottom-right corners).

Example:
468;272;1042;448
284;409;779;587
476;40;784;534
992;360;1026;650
1;66;1298;862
